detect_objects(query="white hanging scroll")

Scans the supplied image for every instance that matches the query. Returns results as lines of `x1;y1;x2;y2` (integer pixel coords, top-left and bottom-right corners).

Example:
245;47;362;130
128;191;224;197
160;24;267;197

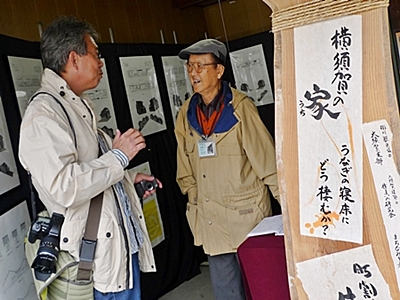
0;201;36;300
362;119;400;287
120;56;166;136
8;56;43;117
295;15;363;242
229;44;274;106
297;245;392;300
161;56;192;126
84;59;118;138
0;96;20;195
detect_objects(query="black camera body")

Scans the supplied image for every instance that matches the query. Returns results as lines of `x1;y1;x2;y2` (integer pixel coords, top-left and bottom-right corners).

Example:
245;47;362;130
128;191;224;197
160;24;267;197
28;212;64;281
134;178;159;198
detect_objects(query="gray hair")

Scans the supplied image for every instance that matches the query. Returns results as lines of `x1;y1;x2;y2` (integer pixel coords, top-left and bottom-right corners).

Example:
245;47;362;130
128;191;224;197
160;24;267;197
40;16;99;74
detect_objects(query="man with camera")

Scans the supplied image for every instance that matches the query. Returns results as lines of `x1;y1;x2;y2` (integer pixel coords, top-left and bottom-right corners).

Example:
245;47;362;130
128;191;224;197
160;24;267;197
19;16;161;300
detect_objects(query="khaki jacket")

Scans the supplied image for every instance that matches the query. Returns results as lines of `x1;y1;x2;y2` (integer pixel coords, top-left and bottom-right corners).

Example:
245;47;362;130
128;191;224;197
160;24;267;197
19;69;155;293
175;85;280;255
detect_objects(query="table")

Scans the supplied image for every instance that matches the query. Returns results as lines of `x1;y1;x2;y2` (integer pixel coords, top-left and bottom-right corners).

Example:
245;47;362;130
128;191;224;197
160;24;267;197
237;234;290;300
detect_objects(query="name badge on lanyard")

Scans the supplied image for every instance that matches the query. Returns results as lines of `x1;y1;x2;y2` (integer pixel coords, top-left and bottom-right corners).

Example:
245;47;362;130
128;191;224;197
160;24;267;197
198;137;217;158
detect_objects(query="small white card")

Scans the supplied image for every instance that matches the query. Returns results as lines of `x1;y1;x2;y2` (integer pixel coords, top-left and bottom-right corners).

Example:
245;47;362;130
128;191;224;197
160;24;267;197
198;139;217;157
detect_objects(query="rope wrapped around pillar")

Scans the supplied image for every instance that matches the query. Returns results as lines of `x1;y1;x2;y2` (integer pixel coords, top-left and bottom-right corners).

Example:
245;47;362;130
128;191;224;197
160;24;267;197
271;0;389;32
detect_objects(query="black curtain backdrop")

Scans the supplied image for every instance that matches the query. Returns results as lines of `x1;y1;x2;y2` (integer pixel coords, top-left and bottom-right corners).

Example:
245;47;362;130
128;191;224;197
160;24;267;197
0;31;277;299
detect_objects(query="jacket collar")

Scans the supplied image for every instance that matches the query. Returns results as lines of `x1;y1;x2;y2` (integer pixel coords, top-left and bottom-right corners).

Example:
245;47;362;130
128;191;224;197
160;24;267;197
187;81;238;136
40;68;96;109
41;68;71;98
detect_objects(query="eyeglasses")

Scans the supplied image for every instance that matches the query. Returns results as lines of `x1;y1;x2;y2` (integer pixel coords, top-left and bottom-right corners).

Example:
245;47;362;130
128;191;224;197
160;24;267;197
185;62;217;73
87;51;102;60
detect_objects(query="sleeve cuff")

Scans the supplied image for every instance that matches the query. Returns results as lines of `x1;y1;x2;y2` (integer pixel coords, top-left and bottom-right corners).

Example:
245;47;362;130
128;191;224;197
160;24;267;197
111;149;129;168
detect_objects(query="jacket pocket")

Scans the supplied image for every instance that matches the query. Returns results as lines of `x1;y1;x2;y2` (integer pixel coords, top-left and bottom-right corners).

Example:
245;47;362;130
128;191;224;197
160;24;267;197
185;141;195;155
222;186;263;208
219;144;244;155
60;219;86;259
91;217;115;285
223;187;265;248
61;217;116;285
186;203;202;246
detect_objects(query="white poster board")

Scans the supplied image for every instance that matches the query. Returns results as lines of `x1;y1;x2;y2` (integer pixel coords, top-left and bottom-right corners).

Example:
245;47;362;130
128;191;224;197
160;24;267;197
120;56;166;136
0;96;20;195
84;59;118;138
0;201;36;300
229;44;273;105
295;15;363;243
131;162;164;247
8;56;43;117
161;56;192;126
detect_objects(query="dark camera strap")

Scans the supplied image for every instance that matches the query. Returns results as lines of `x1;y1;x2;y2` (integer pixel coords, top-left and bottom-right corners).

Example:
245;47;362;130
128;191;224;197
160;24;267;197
28;92;104;281
28;173;38;221
76;192;103;281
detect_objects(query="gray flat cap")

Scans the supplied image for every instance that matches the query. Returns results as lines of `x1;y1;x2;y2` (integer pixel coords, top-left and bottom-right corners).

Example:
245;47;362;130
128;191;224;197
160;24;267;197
179;39;227;64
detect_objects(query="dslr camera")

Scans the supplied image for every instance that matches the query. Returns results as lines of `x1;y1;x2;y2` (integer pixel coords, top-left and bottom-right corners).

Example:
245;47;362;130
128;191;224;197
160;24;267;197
134;178;159;198
28;212;65;281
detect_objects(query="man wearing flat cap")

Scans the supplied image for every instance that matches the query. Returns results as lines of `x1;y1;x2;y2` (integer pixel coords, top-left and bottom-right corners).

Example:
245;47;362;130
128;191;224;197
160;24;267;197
174;38;280;300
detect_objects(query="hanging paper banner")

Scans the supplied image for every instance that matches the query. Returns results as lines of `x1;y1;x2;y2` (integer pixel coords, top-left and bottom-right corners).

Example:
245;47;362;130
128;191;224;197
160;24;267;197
297;245;392;300
363;119;400;287
295;15;363;243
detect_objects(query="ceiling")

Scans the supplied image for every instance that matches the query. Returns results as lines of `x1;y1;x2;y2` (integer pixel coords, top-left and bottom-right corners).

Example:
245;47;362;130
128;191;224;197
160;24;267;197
172;0;227;9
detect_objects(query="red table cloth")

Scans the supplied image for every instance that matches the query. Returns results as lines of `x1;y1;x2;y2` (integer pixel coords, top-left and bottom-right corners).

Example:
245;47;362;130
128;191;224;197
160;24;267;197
237;235;290;300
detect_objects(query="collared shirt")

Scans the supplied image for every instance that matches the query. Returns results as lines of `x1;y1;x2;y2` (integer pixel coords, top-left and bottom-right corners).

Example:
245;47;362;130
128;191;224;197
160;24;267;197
98;131;144;254
197;86;224;120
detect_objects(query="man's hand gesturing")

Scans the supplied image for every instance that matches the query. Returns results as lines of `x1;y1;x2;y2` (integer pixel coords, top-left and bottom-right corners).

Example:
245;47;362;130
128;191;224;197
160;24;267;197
112;129;146;161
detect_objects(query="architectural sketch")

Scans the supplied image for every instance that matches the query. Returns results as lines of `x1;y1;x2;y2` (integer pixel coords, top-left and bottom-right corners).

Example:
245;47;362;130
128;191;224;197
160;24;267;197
0;134;5;151
161;56;193;126
84;59;118;138
120;56;167;136
8;56;43;116
0;162;13;176
295;15;363;243
0;201;37;300
230;44;274;106
0;96;20;195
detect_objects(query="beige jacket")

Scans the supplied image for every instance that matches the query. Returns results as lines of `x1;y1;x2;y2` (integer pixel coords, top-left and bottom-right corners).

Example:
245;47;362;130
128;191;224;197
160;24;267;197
175;86;280;256
19;69;155;293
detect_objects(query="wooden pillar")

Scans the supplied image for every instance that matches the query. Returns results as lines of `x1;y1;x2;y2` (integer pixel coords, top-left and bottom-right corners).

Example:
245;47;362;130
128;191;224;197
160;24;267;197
262;0;400;299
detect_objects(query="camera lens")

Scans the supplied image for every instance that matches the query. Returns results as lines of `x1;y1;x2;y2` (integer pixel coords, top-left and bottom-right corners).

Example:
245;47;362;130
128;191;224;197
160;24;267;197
145;182;154;191
32;234;59;281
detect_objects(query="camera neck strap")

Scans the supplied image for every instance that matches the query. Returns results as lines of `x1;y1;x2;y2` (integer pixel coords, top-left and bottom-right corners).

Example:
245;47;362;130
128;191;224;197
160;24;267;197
28;92;78;222
76;192;104;281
